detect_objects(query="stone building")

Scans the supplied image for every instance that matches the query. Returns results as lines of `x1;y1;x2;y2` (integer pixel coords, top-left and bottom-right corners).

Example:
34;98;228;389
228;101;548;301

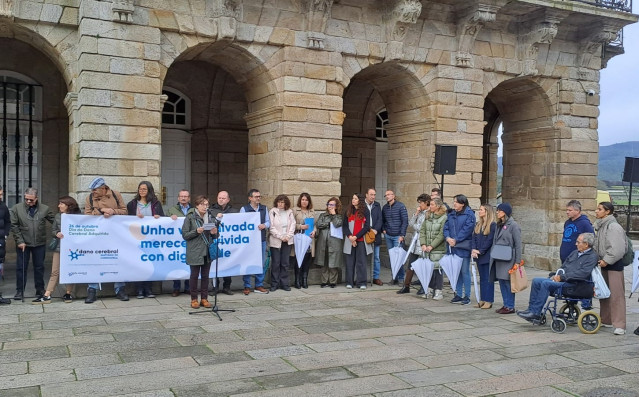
0;0;636;268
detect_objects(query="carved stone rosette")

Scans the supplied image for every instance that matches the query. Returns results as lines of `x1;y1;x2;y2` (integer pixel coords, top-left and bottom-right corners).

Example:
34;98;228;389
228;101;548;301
456;3;499;68
112;0;134;23
207;0;242;40
384;0;422;61
0;0;13;19
305;0;335;50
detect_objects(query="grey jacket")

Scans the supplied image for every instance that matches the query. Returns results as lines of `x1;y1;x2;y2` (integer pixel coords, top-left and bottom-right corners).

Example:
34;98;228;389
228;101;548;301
181;209;215;266
10;202;55;247
557;248;598;281
489;216;522;281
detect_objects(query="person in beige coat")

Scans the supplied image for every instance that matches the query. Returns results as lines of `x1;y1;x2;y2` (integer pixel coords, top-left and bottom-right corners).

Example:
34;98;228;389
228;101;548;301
594;201;627;335
269;195;296;291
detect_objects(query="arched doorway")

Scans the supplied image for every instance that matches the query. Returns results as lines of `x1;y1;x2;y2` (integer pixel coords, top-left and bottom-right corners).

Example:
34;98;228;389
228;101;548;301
0;37;68;205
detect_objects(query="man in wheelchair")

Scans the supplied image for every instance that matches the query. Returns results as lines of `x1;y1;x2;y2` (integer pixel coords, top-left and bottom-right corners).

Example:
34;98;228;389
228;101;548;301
517;233;598;323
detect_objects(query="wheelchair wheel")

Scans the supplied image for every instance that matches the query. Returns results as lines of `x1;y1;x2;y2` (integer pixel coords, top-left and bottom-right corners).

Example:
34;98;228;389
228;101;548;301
551;318;567;333
538;315;547;326
559;303;580;324
578;311;601;334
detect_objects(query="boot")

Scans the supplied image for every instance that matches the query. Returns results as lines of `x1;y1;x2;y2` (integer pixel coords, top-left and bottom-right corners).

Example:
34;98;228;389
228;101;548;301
85;287;97;304
294;266;301;289
301;272;308;289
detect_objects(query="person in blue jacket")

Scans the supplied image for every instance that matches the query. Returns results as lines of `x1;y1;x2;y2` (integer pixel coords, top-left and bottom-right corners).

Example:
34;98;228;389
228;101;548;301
471;204;497;309
444;194;476;305
560;200;593;262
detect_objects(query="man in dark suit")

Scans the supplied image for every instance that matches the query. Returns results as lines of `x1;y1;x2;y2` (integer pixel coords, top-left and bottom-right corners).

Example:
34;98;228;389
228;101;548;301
365;188;383;285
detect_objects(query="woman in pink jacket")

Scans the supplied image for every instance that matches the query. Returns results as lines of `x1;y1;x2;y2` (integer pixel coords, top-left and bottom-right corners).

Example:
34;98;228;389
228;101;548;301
269;195;296;291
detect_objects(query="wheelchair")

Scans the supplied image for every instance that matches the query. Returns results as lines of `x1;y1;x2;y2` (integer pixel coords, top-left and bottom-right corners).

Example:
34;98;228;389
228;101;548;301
538;279;601;334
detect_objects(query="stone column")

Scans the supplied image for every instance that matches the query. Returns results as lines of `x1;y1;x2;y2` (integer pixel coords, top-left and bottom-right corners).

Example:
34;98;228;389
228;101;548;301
75;0;162;201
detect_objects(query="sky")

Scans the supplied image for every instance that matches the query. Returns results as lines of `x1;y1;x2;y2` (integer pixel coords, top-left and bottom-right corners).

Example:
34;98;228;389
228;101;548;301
598;3;639;147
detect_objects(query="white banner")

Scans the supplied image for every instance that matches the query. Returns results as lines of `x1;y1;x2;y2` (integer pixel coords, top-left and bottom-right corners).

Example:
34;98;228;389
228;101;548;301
60;213;262;283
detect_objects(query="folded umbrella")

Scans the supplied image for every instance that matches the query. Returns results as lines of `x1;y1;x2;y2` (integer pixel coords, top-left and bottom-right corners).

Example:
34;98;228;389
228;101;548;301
439;247;463;292
411;255;434;290
388;246;408;280
470;259;481;303
293;233;313;269
630;251;638;299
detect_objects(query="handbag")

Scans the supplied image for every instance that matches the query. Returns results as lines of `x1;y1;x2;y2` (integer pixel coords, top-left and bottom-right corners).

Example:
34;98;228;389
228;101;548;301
450;217;471;250
48;237;59;251
591;266;611;299
365;229;376;244
491;244;512;261
509;261;528;293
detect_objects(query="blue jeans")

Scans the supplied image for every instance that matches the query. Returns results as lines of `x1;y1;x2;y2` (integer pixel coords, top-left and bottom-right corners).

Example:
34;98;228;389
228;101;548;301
373;244;381;279
455;257;471;298
498;279;515;309
172;280;190;291
243;241;266;288
477;262;494;303
88;282;126;293
385;235;405;281
527;277;564;314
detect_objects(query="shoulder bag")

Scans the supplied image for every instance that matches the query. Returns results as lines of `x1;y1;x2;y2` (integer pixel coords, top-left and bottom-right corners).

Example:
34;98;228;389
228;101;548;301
490;244;512;261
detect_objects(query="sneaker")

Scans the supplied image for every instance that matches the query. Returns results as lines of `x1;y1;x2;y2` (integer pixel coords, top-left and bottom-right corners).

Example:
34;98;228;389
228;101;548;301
433;290;443;300
450;295;463;304
85;288;97;304
254;286;269;294
359;285;366;290
145;290;155;298
346;285;353;289
116;289;129;301
320;283;329;288
601;323;613;328
243;288;251;295
63;294;73;303
613;328;626;335
137;290;145;299
32;296;52;304
461;297;471;305
200;299;212;308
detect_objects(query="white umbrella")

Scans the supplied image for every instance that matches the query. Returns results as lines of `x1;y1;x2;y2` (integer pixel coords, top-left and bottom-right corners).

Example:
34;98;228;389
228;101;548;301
293;233;313;269
439;247;463;292
630;251;639;298
470;259;481;303
389;246;408;280
411;255;434;290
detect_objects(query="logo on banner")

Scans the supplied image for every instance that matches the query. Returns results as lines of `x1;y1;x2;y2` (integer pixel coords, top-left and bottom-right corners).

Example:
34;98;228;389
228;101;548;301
68;249;85;261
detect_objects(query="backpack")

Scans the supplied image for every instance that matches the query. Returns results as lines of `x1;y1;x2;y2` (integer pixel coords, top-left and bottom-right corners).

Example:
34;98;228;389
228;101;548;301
620;235;635;266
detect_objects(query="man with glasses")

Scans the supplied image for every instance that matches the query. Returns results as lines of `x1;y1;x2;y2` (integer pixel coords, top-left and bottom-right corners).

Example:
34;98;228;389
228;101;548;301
210;190;238;295
240;189;269;295
517;233;598;324
84;177;128;303
382;190;408;284
10;187;55;300
168;189;192;296
365;188;383;286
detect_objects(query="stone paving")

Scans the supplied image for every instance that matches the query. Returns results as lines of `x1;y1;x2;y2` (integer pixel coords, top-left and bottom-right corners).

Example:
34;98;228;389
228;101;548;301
1;264;638;397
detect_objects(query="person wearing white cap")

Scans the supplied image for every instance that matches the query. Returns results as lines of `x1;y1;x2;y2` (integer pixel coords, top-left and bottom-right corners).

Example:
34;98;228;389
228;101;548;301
83;177;128;303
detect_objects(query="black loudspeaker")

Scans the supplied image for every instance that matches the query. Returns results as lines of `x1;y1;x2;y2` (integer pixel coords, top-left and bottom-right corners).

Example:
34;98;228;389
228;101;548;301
434;145;457;175
623;157;639;183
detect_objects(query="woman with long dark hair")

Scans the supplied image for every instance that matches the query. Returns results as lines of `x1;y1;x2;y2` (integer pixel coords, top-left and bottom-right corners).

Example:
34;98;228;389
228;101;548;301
343;193;370;289
292;193;317;288
32;196;81;304
594;201;627;335
127;181;165;298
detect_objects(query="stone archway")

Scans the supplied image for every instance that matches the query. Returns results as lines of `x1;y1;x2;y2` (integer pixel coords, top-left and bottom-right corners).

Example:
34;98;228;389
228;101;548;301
160;41;277;207
483;77;566;268
341;61;432;204
0;35;69;205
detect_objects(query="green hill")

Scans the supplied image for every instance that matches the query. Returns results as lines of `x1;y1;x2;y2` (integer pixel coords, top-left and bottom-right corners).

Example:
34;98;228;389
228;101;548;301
598;141;639;185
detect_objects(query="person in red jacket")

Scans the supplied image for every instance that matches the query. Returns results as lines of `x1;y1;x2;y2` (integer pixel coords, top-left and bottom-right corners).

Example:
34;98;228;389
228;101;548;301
343;193;370;290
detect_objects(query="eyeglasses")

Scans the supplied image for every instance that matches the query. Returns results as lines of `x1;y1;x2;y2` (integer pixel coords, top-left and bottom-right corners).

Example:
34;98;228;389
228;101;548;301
252;195;261;198
327;203;336;207
25;198;36;202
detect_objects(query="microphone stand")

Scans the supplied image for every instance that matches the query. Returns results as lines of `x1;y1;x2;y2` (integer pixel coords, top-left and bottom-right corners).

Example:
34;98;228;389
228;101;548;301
189;216;235;321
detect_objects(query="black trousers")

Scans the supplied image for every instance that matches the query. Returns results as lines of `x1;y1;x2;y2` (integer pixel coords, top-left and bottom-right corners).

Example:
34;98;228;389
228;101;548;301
16;245;46;293
270;244;292;288
345;242;367;287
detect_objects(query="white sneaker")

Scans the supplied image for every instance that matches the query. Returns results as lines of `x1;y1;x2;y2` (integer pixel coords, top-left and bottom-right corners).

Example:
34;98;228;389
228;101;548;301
613;328;626;335
427;288;433;297
346;285;352;289
433;290;443;300
601;323;613;328
359;286;366;290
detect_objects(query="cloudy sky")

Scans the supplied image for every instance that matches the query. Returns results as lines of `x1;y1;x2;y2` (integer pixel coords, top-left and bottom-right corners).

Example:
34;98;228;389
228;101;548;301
599;4;639;147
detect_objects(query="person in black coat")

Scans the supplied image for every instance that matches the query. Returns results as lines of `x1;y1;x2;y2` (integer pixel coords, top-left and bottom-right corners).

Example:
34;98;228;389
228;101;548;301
365;188;383;285
127;181;165;298
0;186;10;304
